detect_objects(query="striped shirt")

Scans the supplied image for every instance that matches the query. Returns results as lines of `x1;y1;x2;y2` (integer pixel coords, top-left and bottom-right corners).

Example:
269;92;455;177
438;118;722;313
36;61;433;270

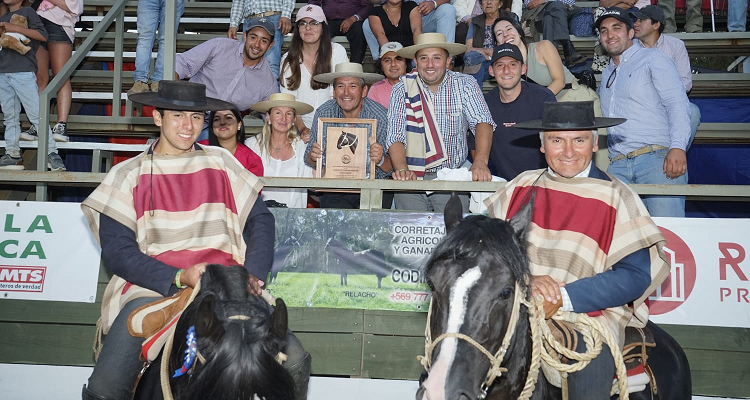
305;97;391;179
229;0;294;28
386;69;495;171
598;45;691;158
175;38;278;112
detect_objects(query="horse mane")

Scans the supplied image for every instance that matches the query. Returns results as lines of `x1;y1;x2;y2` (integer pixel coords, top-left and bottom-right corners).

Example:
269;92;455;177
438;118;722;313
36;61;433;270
425;215;530;292
173;265;295;400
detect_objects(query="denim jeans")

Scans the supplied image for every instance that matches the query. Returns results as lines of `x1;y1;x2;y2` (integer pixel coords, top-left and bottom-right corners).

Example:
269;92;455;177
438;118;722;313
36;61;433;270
0;72;56;157
133;0;185;83
86;296;160;399
244;13;282;79
728;0;748;31
687;101;701;150
463;50;492;86
363;4;456;60
607;148;688;218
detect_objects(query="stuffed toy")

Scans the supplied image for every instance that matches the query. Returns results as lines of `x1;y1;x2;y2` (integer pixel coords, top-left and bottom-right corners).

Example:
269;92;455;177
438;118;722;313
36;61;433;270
0;14;32;55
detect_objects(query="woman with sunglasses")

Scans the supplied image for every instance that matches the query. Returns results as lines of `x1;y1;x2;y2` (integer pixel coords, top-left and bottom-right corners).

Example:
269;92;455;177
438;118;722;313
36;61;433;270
279;4;348;144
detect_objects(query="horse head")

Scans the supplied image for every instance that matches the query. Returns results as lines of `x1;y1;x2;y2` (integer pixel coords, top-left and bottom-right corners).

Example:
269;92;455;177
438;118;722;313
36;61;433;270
336;132;358;154
417;194;535;400
170;265;295;400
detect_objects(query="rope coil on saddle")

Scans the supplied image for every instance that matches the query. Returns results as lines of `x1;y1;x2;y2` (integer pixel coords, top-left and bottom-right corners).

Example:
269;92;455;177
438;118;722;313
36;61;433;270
418;283;630;400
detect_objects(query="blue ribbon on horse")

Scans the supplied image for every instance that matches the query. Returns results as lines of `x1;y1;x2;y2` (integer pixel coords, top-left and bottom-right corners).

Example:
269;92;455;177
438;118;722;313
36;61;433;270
173;325;198;378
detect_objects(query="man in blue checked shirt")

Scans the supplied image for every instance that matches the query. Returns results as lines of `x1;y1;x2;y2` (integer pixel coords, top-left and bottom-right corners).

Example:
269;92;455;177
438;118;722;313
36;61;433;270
596;7;691;218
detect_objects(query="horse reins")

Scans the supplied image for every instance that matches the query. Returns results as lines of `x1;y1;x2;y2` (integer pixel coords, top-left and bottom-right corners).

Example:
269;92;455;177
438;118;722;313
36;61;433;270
418;282;526;400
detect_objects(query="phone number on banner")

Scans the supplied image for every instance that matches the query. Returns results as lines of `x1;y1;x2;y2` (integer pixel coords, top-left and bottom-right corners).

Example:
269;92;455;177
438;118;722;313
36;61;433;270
389;291;430;302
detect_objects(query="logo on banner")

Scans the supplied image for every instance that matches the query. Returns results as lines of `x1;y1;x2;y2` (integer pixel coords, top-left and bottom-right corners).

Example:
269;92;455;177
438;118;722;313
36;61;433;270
0;265;47;292
648;227;697;315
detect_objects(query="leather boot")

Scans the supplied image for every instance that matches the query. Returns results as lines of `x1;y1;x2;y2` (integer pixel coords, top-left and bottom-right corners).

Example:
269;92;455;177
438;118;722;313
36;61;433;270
82;385;115;400
560;39;587;68
286;351;312;400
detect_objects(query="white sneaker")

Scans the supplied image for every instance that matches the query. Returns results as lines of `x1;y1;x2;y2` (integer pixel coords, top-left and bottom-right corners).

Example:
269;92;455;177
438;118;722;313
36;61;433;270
20;125;38;141
52;122;69;142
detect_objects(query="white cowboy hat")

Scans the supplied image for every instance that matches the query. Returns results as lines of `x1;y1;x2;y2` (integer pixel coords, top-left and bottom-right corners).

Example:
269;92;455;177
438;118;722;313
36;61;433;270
313;62;384;85
397;33;467;59
250;93;314;115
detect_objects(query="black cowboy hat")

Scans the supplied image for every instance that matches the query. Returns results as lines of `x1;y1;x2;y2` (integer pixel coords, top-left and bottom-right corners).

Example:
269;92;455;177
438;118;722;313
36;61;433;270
129;80;235;112
514;101;626;131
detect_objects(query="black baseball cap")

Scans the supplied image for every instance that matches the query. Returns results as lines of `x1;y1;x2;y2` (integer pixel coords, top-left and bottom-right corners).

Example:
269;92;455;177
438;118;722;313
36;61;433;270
595;7;632;29
629;5;666;26
490;43;524;64
245;19;276;36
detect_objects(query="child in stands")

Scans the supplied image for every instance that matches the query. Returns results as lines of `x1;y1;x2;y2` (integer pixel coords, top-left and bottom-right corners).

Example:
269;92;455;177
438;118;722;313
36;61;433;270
0;0;65;170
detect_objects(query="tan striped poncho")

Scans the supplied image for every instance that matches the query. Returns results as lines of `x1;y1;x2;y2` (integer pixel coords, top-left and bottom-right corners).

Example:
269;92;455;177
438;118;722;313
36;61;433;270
81;144;263;333
484;169;670;347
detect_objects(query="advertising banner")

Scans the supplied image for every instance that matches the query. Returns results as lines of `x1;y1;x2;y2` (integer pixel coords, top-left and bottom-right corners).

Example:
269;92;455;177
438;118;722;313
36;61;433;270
267;209;750;328
0;201;101;302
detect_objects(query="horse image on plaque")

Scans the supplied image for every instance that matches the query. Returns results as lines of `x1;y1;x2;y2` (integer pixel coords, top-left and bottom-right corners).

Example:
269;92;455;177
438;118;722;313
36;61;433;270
315;117;376;180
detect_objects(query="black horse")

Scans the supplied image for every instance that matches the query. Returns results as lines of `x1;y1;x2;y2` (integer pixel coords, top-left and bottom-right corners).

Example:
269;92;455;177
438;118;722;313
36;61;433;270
134;264;296;400
325;237;389;288
417;196;691;400
269;235;303;284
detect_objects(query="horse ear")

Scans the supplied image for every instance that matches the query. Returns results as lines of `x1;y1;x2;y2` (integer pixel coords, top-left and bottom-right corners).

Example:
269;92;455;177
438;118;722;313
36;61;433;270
508;192;535;241
444;193;463;231
269;298;289;340
195;294;224;342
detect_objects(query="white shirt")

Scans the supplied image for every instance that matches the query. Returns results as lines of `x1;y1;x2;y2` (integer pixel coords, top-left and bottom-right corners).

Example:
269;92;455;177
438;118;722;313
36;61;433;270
246;135;313;208
279;43;349;129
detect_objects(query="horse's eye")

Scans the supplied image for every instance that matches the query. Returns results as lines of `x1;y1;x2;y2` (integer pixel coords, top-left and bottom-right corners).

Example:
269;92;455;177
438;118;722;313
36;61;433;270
426;279;435;291
500;286;513;300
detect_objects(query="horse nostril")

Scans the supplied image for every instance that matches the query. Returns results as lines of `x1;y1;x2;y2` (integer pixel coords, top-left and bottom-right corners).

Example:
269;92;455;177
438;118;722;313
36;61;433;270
458;394;472;400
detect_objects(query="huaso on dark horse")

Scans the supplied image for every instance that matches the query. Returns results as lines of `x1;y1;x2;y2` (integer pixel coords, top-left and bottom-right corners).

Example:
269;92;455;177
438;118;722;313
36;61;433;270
417;196;691;400
134;264;296;400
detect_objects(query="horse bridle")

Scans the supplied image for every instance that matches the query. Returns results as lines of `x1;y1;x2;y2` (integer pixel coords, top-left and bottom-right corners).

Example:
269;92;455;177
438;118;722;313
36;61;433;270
418;282;525;400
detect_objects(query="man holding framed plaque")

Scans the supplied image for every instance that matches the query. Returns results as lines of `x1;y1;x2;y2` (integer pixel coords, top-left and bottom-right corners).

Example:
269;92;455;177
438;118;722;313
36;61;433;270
304;62;394;209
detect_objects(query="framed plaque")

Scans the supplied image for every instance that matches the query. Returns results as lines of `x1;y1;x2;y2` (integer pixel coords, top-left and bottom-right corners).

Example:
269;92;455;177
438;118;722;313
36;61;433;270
315;118;376;180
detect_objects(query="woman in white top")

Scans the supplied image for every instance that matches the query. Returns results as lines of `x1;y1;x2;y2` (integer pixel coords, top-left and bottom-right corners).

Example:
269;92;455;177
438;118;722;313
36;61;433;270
247;93;315;208
278;4;348;143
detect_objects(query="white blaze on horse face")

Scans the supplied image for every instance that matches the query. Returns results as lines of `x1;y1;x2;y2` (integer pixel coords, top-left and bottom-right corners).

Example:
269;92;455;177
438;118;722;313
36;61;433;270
421;266;482;400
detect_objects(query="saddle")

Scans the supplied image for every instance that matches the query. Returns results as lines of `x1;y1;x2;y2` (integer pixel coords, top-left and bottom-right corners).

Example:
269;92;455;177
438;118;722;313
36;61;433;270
543;321;657;395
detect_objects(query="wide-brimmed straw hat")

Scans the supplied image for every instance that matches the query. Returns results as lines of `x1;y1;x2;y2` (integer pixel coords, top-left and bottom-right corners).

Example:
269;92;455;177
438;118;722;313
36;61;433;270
250;93;314;114
313;62;384;85
129;80;234;112
397;33;467;59
514;101;626;130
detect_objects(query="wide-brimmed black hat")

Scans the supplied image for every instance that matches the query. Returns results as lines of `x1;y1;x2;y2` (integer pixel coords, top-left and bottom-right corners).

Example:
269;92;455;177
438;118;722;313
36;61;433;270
129;80;235;112
514;101;626;130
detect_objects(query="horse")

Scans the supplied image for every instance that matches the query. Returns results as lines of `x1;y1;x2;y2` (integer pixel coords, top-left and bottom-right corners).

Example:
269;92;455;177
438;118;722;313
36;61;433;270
325;237;389;288
133;264;296;400
416;196;692;400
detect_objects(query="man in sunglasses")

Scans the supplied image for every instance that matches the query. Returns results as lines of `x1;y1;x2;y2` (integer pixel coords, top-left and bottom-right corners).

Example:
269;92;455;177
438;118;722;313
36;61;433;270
596;7;691;218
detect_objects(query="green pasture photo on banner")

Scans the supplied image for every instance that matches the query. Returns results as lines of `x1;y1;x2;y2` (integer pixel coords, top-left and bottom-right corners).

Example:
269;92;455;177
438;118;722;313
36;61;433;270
266;208;447;312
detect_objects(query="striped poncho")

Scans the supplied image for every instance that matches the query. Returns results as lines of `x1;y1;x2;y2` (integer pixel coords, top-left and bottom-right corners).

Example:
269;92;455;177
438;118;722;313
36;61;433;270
81;144;263;332
484;169;670;347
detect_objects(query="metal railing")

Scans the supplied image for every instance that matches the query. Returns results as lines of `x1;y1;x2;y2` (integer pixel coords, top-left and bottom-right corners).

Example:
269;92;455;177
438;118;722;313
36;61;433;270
35;0;180;200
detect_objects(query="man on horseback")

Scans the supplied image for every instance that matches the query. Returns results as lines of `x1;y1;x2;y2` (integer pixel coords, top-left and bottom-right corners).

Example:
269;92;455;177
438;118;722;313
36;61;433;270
484;101;671;399
80;80;310;400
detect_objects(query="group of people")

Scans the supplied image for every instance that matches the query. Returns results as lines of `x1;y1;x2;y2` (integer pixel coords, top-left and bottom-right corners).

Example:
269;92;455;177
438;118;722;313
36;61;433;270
0;0;82;171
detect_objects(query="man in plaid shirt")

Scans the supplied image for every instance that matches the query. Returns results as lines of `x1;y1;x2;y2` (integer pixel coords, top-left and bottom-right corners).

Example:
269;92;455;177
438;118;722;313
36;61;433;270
386;33;496;213
228;0;294;79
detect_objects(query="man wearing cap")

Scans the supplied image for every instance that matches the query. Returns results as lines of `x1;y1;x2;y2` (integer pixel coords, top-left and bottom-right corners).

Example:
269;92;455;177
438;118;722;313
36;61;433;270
474;43;556;180
308;0;371;63
175;19;278;122
367;42;410;108
596;7;691;218
80;80;310;400
386;33;496;213
484;101;669;400
227;0;294;79
304;63;394;209
631;5;701;148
